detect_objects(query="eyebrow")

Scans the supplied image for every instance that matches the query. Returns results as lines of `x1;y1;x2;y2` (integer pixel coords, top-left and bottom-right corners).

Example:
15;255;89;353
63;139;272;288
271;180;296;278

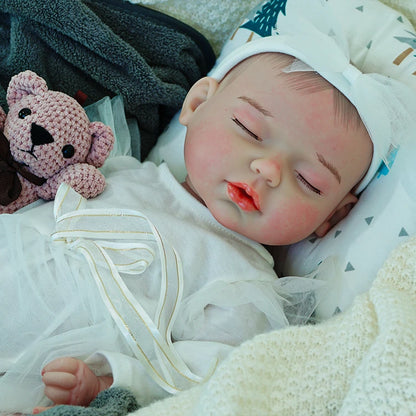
317;153;341;184
238;96;273;117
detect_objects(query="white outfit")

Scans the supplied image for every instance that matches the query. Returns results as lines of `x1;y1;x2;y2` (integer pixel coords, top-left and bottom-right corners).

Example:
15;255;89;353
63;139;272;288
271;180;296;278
0;156;319;413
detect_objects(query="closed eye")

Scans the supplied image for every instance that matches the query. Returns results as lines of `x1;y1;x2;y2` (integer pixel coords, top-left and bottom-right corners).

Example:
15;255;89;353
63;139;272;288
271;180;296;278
296;172;322;195
232;117;261;141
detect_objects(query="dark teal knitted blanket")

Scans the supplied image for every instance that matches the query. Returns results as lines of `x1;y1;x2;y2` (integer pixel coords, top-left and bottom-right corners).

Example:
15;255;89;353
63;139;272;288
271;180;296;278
0;0;215;158
39;388;139;416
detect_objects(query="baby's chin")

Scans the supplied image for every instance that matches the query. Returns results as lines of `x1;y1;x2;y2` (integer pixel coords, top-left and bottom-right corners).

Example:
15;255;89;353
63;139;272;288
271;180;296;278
211;210;265;243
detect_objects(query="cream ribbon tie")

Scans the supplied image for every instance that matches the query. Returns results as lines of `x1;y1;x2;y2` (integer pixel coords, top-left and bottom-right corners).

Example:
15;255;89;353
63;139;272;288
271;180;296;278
51;183;214;393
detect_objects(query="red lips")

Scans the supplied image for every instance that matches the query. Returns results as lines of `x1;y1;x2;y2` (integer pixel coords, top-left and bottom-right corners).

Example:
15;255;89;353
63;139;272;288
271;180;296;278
227;182;260;212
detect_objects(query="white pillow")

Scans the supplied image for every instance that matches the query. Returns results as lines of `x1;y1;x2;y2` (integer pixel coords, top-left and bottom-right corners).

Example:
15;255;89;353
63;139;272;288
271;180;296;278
281;137;416;319
147;0;416;320
146;111;187;182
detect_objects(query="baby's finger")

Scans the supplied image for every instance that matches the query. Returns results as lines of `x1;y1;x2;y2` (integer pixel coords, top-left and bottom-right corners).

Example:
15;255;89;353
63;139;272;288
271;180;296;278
42;370;77;390
43;384;72;405
32;405;54;414
42;357;79;375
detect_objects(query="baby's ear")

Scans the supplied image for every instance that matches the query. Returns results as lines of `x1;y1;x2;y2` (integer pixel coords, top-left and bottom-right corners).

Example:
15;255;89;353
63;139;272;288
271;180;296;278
314;193;357;238
179;77;219;126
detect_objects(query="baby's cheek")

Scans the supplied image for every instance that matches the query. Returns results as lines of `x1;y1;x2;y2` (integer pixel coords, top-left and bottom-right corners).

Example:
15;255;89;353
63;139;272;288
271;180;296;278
186;126;231;170
268;201;322;244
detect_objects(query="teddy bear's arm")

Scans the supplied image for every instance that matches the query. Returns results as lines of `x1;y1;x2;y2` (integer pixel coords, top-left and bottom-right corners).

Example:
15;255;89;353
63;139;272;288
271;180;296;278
38;164;107;200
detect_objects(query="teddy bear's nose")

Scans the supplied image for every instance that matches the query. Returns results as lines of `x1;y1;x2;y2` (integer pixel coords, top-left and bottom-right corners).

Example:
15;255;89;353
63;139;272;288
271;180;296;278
31;123;54;146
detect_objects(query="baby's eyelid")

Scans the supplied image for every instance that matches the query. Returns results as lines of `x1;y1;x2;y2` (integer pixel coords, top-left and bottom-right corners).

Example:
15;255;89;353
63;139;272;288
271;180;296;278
296;172;322;195
232;117;261;141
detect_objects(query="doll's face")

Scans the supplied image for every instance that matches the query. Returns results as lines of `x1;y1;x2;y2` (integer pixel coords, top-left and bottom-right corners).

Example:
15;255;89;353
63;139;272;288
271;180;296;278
180;55;372;245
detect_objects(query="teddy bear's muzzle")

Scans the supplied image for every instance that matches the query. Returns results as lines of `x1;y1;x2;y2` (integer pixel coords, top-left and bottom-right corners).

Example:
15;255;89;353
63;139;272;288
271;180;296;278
31;123;54;147
22;123;55;160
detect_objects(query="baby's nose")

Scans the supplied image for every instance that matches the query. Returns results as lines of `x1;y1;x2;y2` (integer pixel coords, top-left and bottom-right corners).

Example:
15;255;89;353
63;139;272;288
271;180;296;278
250;157;281;187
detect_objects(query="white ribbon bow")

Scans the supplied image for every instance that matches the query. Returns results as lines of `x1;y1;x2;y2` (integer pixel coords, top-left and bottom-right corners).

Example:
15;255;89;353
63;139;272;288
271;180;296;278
282;30;416;191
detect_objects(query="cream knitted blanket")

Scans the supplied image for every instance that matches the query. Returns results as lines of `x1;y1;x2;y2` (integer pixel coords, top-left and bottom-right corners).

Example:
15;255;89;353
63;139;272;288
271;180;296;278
132;236;416;415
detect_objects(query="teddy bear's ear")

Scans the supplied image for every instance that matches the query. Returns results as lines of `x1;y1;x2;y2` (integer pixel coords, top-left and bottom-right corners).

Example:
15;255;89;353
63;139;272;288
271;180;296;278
0;106;6;130
86;122;115;167
7;70;49;106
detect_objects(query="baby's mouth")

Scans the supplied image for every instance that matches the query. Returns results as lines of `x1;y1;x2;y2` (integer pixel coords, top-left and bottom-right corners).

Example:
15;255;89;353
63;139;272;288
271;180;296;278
227;182;260;212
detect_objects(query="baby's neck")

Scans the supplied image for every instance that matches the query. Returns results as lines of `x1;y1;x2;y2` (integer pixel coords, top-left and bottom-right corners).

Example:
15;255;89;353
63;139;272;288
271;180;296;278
181;179;206;206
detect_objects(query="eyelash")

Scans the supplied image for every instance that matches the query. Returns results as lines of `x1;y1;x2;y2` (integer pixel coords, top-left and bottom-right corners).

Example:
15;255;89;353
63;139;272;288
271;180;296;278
296;173;322;195
232;117;261;141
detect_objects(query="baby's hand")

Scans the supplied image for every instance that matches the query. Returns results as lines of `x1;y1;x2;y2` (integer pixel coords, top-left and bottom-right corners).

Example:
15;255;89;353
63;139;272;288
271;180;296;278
38;357;113;408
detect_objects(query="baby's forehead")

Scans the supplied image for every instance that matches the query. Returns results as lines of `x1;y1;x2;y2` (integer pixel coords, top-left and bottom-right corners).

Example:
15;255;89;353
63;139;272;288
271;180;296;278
226;52;364;132
237;53;337;93
227;53;337;97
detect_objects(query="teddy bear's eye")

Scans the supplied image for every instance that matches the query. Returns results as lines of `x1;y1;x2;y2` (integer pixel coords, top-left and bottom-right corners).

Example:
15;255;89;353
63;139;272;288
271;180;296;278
62;144;75;159
18;108;32;119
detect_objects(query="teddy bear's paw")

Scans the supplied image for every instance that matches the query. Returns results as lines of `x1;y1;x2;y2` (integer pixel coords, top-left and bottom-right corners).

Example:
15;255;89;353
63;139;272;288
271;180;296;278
39;164;107;200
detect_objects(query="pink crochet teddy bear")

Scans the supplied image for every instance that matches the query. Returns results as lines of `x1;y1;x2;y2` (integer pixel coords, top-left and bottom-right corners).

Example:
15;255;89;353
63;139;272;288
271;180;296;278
0;70;115;213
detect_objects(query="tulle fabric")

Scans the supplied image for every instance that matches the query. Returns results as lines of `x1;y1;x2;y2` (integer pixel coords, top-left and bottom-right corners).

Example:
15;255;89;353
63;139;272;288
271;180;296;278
85;95;141;159
0;212;130;412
